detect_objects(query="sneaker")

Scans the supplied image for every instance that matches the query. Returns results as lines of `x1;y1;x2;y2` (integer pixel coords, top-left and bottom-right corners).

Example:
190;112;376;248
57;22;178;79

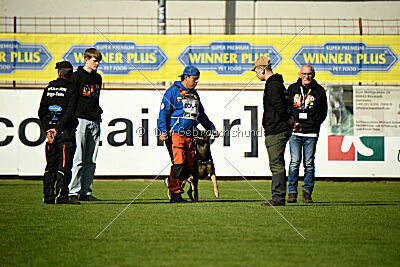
302;190;313;203
287;193;298;203
261;200;285;206
170;193;188;203
79;195;101;201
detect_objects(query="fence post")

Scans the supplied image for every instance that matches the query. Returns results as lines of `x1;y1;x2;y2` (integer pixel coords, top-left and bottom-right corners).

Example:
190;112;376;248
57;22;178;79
13;16;17;33
358;17;363;86
158;0;166;34
225;0;236;34
188;17;192;35
13;16;16;88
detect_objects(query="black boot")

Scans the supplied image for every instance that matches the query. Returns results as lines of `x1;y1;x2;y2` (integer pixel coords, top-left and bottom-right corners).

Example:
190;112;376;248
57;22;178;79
170;193;188;203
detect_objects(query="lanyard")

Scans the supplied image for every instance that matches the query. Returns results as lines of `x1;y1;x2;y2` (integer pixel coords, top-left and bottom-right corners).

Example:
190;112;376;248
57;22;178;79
300;86;311;111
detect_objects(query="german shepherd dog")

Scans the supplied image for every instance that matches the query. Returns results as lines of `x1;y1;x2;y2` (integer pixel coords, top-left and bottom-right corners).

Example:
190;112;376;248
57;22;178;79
186;129;219;202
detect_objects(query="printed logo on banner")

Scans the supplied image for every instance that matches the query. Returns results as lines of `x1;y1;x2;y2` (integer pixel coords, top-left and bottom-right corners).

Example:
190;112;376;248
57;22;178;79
328;136;384;161
62;41;168;75
177;41;283;75
292;42;399;76
0;39;53;74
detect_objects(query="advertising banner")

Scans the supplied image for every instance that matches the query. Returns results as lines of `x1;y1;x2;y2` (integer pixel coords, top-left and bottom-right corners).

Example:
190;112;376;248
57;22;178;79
327;85;400;164
0;88;399;177
353;86;400;136
0;34;399;83
292;42;398;76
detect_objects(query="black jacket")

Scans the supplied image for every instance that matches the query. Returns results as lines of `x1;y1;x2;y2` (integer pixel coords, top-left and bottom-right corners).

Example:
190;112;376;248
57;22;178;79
72;66;103;121
287;78;328;134
38;78;78;133
262;73;291;135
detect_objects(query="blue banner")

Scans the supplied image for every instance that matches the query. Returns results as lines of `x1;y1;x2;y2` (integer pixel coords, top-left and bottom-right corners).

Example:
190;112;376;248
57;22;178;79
292;42;399;76
0;39;53;74
62;41;168;75
177;41;283;75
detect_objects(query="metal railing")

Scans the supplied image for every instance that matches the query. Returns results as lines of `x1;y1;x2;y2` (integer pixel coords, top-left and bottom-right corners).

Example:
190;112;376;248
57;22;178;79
1;16;399;35
1;16;399;89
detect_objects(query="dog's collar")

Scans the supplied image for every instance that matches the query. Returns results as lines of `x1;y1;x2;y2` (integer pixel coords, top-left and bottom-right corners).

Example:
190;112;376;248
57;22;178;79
197;159;212;165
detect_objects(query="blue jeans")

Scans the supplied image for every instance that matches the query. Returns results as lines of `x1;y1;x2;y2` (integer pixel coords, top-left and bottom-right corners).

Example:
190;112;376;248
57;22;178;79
288;135;318;195
69;118;101;196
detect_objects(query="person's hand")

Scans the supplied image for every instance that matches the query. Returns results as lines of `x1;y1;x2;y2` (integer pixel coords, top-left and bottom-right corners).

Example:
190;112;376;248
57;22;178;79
212;130;219;138
46;129;57;143
46;132;53;143
159;133;168;141
293;122;302;132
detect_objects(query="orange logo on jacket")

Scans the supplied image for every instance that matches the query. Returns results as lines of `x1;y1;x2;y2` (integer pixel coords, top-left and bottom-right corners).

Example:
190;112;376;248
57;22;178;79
176;87;188;102
83;85;94;96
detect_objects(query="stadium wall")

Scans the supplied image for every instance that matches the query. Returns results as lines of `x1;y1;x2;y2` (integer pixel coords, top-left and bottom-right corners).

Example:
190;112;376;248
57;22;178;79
1;34;399;84
1;87;399;178
1;1;400;36
1;0;400;20
0;1;399;178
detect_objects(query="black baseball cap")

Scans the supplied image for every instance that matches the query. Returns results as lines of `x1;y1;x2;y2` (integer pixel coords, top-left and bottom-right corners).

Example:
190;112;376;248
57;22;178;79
55;61;73;69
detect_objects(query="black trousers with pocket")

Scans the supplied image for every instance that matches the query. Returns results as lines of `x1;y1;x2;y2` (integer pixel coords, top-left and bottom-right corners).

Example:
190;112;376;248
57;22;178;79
43;131;76;204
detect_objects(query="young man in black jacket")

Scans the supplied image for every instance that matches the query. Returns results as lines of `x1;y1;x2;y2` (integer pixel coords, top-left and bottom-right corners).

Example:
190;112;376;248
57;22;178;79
68;48;103;202
38;61;80;204
287;65;327;203
251;56;298;206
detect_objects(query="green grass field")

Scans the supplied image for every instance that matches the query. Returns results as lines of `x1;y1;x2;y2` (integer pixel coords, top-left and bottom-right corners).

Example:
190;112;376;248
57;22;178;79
1;179;399;266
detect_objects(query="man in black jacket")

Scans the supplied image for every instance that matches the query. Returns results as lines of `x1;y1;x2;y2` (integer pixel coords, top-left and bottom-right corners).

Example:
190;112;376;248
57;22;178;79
68;48;103;202
287;65;327;203
251;56;297;206
38;61;80;204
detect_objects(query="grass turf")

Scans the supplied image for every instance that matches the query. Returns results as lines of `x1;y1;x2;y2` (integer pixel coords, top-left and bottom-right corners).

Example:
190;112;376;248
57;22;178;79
0;179;399;266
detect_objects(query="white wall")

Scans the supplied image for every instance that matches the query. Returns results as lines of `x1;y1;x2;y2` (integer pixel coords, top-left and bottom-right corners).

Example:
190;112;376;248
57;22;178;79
0;0;157;17
1;0;399;19
1;89;399;177
254;1;400;19
2;1;399;35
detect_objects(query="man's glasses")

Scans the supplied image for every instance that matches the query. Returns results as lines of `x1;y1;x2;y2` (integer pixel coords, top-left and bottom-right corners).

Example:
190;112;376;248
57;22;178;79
301;72;313;76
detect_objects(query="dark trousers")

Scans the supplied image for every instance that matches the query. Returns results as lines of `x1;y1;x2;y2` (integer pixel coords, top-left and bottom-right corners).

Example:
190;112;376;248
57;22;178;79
43;133;76;204
168;132;194;194
265;130;291;203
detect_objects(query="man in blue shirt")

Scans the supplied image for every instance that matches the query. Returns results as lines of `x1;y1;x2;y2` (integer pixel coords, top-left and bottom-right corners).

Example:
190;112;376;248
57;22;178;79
158;66;218;203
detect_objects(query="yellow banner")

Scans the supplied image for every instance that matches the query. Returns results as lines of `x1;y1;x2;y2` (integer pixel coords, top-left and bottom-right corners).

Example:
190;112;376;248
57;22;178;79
0;34;399;83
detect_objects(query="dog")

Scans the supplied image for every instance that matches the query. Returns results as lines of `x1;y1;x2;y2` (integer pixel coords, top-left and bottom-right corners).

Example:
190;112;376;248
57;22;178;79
186;129;219;202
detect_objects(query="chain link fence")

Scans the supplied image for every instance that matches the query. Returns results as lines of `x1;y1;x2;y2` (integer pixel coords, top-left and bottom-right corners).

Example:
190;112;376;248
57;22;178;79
1;16;400;35
0;16;399;89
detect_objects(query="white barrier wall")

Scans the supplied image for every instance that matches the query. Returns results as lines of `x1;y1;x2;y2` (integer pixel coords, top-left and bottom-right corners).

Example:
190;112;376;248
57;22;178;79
0;88;399;177
2;1;400;20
